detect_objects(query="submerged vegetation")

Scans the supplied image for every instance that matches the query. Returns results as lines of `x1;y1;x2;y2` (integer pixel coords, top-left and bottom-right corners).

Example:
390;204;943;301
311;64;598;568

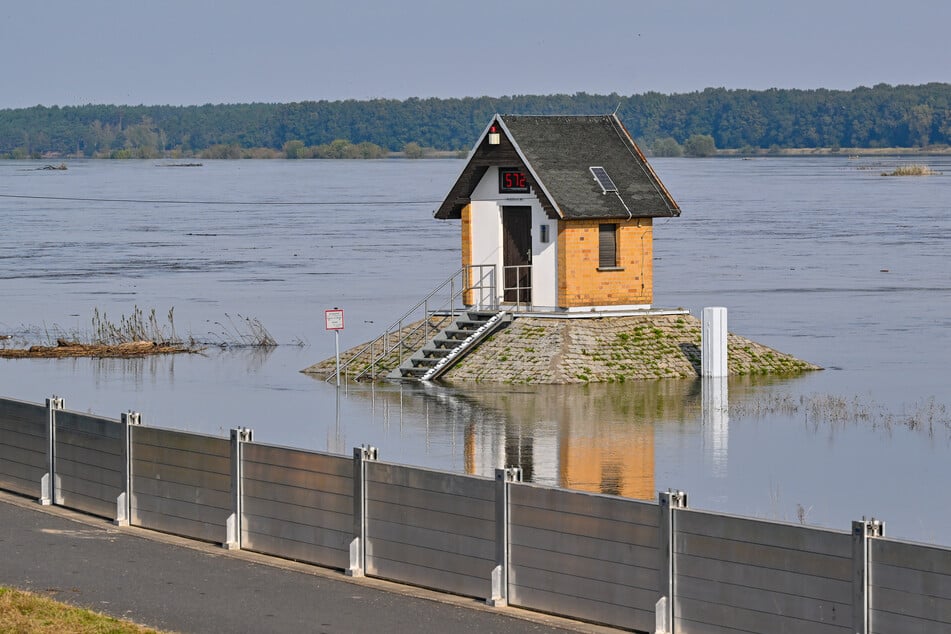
0;306;281;358
731;393;951;440
881;163;941;176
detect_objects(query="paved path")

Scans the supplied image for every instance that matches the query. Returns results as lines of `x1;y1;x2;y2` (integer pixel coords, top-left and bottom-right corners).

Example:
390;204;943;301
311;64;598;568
0;492;619;634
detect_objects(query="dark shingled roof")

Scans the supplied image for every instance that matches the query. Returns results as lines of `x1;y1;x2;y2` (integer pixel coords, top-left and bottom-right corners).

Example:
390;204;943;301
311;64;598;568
435;114;680;221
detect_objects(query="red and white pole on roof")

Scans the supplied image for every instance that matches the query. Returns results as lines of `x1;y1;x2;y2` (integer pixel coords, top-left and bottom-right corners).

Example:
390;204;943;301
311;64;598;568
488;125;500;145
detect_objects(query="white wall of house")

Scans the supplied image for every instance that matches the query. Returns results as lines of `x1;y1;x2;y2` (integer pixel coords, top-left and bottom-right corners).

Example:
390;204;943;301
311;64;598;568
469;167;558;308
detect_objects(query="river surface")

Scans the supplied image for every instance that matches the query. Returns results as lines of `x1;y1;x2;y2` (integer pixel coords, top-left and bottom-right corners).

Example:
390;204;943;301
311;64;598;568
1;156;949;543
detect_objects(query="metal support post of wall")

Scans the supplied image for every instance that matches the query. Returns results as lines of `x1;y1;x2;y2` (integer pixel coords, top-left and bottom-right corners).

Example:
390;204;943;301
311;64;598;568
225;427;254;550
852;518;885;634
115;411;141;526
488;466;522;607
657;489;688;634
40;396;65;506
347;444;378;577
701;307;728;378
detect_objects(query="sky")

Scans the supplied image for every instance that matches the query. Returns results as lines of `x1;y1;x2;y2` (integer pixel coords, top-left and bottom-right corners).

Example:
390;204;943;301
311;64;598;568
1;0;949;109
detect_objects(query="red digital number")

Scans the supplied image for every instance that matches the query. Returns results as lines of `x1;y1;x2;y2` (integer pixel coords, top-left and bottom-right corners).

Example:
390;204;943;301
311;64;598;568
501;169;527;192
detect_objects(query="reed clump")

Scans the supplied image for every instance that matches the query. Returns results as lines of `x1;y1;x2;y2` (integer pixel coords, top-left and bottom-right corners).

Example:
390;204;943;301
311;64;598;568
205;313;277;348
882;164;940;176
1;306;282;358
92;306;181;345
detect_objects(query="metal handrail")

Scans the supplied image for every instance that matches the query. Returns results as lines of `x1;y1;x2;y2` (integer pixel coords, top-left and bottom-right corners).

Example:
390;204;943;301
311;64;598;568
502;264;532;313
327;264;497;382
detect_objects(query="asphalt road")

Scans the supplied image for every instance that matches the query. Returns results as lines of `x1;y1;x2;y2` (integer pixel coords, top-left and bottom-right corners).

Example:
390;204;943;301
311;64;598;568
0;491;619;634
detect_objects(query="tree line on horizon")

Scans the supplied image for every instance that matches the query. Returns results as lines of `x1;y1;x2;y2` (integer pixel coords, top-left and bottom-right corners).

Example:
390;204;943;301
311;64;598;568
2;83;950;159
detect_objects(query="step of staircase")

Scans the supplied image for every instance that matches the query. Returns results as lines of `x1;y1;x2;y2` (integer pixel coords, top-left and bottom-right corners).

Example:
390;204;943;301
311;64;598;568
390;310;510;381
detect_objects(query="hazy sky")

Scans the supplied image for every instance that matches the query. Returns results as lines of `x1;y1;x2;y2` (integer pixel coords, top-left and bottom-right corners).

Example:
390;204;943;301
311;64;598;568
1;0;948;108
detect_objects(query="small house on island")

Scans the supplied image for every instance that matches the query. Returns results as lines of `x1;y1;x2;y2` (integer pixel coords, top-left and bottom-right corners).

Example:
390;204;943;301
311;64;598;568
435;114;680;311
303;114;819;383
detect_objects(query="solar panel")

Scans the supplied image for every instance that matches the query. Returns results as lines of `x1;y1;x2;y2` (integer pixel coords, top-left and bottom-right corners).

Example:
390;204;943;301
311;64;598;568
589;166;618;193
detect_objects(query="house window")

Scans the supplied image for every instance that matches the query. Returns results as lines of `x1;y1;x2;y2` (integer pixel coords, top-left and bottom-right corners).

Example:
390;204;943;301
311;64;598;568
599;223;618;268
539;224;550;243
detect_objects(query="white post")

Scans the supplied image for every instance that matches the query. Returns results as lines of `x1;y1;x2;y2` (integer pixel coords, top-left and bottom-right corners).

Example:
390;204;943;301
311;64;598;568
701;307;728;378
116;411;141;526
40;396;65;506
335;329;340;387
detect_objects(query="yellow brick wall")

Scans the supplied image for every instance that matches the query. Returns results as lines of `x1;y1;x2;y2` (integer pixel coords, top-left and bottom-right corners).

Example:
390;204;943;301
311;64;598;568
557;218;653;307
461;204;473;306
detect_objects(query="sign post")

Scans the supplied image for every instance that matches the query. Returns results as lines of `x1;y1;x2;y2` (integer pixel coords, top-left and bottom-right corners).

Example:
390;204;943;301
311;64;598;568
325;308;345;386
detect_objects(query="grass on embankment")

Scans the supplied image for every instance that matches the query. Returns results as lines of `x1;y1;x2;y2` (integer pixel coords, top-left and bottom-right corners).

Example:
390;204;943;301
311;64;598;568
0;587;172;634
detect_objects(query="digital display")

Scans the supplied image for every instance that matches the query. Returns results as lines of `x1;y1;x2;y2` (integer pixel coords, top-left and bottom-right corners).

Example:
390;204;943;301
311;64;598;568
499;167;529;194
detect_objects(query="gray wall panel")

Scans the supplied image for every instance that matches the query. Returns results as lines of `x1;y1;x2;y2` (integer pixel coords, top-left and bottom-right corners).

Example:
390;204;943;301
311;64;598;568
511;543;657;591
512;502;657;548
678;509;853;558
131;475;231;510
675;510;853;633
677;574;851;627
132;507;224;544
508;485;660;633
130;427;231;543
54;488;116;520
242;516;351;551
508;578;653;632
241;531;349;570
675;597;851;634
240;444;353;569
367;518;494;565
243;479;351;517
55;411;122;439
243;460;352;497
132;459;231;494
870;608;948;634
511;563;659;614
55;441;124;474
53;411;124;518
134;427;230;456
0;398;47;497
872;538;951;576
870;539;951;631
511;484;659;527
677;553;851;603
676;530;851;580
367;462;495;500
368;498;495;541
365;462;495;598
510;522;658;567
365;548;490;599
244;444;351;477
243;496;352;534
0;398;48;429
133;442;231;475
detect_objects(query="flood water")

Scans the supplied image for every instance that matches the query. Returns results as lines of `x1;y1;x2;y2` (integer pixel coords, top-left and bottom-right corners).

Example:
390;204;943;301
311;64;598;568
1;156;950;543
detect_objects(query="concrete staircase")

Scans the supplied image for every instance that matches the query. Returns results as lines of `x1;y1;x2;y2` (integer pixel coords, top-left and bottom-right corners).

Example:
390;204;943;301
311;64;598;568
390;310;510;381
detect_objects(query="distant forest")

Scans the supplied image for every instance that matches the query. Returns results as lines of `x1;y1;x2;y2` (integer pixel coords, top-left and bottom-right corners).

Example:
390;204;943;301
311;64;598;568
2;83;950;159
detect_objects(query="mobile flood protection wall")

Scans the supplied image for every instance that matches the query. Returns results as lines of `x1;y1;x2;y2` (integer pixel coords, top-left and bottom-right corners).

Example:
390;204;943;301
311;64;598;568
2;395;950;633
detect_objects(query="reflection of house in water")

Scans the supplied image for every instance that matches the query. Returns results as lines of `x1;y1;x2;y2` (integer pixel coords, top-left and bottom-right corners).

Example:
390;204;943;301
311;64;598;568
461;382;702;500
343;380;708;501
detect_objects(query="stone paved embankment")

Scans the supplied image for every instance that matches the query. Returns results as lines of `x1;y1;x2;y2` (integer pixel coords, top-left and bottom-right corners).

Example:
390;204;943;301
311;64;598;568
303;313;819;384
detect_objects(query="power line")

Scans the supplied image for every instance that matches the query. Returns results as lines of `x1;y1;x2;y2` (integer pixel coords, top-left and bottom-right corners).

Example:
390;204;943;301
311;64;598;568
0;193;443;206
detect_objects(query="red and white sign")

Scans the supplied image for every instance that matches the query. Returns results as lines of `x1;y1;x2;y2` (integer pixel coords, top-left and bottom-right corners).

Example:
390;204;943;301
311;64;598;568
325;309;344;330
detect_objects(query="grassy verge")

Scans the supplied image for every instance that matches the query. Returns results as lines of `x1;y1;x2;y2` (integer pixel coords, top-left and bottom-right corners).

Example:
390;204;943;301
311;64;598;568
0;587;170;633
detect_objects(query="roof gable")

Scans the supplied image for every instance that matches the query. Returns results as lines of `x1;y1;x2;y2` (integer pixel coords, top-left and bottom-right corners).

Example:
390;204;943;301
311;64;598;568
434;114;680;221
